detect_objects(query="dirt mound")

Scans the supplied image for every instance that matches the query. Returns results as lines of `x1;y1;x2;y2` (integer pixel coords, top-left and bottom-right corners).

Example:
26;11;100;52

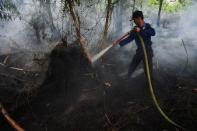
45;42;91;88
40;42;93;104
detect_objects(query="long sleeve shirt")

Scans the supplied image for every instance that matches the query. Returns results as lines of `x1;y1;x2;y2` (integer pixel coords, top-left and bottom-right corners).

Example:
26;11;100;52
119;23;155;50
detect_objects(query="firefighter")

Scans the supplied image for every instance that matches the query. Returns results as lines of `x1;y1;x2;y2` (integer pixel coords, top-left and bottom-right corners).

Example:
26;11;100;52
113;10;156;78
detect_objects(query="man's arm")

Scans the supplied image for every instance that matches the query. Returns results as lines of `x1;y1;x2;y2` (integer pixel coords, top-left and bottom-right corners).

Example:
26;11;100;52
140;23;155;37
118;31;135;46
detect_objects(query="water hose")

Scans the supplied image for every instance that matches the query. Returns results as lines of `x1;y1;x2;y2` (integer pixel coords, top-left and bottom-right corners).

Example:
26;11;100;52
137;33;187;130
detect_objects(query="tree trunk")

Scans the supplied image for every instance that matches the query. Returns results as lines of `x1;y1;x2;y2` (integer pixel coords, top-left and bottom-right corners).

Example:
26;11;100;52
100;0;113;49
45;0;56;33
140;0;143;9
65;0;92;63
131;0;136;27
157;0;163;27
114;0;123;37
40;0;60;40
132;0;136;13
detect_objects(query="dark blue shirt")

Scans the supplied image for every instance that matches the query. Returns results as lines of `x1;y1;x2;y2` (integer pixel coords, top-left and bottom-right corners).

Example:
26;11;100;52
119;23;155;49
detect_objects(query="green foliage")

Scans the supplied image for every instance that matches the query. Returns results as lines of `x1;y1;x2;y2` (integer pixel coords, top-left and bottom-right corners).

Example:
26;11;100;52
95;0;106;12
0;0;19;20
148;0;190;12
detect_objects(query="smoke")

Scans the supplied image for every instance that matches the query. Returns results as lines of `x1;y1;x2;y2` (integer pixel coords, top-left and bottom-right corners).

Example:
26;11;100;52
153;3;197;72
0;0;65;71
104;2;197;77
179;4;197;39
0;0;197;74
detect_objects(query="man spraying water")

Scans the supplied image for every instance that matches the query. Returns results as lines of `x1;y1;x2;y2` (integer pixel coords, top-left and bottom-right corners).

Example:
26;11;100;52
111;11;186;129
113;10;155;78
91;10;186;129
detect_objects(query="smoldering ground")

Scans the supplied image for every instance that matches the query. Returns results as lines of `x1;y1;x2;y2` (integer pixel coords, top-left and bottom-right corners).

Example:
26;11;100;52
0;0;197;131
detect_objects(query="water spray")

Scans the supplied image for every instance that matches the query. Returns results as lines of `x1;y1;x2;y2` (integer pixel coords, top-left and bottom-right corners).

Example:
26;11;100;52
91;44;113;63
91;31;131;63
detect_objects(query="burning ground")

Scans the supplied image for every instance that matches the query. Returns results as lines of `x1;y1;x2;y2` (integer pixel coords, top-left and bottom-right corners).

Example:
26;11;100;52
0;39;197;131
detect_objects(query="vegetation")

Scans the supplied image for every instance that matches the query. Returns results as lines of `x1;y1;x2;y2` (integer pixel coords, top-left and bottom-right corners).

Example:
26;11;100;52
0;0;19;20
148;0;190;12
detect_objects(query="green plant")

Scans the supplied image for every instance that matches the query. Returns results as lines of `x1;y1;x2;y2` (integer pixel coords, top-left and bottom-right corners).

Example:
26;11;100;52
148;0;190;12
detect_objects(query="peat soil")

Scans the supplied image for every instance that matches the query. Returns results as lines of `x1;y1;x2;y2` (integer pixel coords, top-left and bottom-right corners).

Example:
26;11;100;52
0;43;197;131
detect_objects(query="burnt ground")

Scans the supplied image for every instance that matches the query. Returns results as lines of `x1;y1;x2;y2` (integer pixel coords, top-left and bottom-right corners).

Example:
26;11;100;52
0;43;197;131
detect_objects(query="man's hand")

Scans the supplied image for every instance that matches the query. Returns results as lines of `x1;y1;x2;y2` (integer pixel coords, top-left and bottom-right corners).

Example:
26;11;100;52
112;40;119;46
133;27;141;32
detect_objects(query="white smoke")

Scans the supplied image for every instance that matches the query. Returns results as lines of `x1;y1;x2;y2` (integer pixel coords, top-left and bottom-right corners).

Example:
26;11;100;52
179;4;197;39
153;3;197;72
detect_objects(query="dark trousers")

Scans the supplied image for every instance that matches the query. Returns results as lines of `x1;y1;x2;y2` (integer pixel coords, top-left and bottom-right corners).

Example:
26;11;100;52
128;47;153;79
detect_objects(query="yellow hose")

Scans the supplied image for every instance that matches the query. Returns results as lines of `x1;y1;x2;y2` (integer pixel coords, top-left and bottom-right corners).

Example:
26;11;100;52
137;33;187;130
